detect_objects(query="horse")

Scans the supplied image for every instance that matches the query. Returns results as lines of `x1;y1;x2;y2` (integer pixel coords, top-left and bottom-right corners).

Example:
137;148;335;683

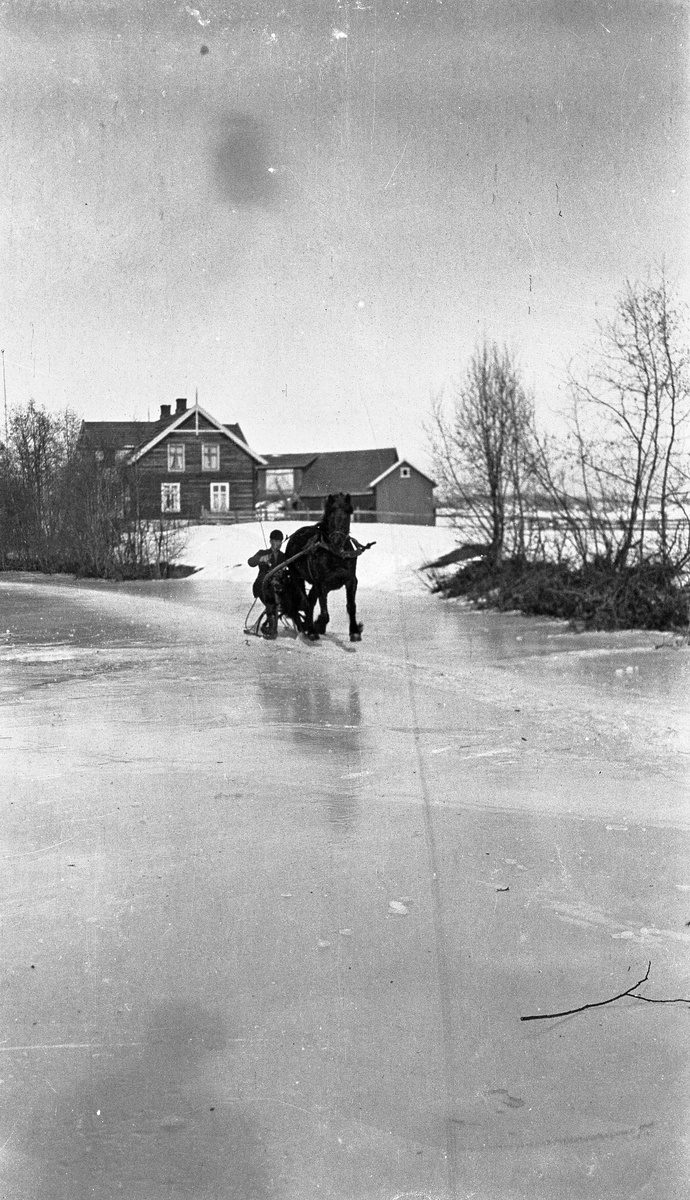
274;493;372;642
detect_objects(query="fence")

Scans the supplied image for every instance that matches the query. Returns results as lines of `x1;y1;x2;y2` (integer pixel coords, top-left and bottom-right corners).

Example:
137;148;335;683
434;510;690;567
436;510;690;532
201;507;436;526
199;508;261;524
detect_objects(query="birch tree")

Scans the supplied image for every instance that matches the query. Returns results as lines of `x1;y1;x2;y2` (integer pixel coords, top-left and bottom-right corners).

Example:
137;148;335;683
562;271;689;568
429;342;535;564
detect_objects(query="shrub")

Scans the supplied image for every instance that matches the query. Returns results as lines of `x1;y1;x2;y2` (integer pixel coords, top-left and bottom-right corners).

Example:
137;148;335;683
432;557;689;632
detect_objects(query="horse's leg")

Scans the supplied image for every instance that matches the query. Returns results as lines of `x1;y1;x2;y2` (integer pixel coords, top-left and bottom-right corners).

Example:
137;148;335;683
291;580;309;633
346;573;363;641
302;583;320;640
313;589;330;634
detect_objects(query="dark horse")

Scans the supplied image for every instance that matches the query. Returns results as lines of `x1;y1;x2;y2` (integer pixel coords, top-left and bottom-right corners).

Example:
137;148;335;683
274;493;372;642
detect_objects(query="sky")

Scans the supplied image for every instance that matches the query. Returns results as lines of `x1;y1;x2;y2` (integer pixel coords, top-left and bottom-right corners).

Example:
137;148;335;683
1;0;688;468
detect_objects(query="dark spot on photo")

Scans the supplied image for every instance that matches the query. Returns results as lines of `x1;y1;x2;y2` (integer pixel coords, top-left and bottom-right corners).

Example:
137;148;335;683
213;113;277;209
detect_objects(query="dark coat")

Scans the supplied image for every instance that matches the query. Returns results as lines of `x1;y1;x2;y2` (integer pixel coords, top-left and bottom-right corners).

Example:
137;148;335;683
248;547;286;600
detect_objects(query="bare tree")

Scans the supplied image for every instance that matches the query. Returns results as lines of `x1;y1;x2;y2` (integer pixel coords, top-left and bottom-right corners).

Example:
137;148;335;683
0;402;187;577
0;400;81;568
558;271;690;569
429;342;535;564
63;453;188;578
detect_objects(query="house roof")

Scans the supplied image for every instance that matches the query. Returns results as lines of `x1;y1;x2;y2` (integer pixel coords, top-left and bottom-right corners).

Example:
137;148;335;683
129;406;266;464
80;420;172;449
81;411;265;464
262;448;399;496
224;423;247;444
368;458;437;488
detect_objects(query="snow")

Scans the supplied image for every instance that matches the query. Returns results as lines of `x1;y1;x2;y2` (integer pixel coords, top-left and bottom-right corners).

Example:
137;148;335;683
179;520;461;590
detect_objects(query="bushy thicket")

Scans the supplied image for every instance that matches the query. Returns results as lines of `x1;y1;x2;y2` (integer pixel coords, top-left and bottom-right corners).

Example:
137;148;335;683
429;274;690;632
0;400;187;579
432;557;689;632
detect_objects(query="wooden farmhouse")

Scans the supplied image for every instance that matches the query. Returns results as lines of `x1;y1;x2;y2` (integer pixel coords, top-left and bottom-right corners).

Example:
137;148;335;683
79;400;436;525
258;449;436;525
79;398;266;520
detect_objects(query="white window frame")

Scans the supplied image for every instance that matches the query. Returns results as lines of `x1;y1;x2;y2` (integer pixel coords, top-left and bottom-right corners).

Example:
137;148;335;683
161;482;181;513
265;468;295;494
201;442;220;471
400;466;411;478
167;443;185;472
210;482;230;512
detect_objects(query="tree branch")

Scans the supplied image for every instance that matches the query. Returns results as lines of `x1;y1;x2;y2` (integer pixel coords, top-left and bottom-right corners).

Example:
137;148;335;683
519;961;690;1022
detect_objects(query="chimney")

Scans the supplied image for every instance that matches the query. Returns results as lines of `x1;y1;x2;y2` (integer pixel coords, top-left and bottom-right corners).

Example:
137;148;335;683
175;397;188;414
160;404;171;420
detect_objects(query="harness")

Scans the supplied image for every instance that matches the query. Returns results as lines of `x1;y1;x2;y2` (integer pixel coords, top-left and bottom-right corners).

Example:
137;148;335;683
244;531;376;637
260;532;376;591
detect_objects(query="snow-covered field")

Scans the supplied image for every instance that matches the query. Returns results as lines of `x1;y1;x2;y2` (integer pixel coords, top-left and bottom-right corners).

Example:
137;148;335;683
179;520;461;590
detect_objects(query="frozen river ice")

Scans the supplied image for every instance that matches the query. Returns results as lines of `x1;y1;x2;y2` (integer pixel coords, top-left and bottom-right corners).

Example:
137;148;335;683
1;528;689;1199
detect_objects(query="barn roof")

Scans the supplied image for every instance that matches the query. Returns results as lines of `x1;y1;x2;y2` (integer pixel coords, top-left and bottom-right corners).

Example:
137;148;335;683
262;448;398;495
262;453;318;471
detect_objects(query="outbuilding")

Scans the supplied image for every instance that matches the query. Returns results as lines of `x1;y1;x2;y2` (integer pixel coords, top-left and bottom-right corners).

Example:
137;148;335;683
368;458;436;525
257;448;436;525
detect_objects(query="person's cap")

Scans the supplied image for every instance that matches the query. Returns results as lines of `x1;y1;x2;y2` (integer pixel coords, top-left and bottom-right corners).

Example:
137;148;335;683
269;529;284;541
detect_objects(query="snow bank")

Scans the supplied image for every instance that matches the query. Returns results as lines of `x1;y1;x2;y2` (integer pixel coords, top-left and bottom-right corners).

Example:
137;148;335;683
179;521;461;591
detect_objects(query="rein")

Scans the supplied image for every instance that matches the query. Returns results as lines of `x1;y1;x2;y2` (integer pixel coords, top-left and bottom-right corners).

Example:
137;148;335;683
260;535;320;589
312;534;377;560
261;532;376;590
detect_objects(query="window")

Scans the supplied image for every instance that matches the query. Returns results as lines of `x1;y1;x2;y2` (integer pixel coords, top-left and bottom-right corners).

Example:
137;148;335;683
210;482;229;512
400;466;411;478
202;443;220;471
161;482;181;512
265;468;295;494
167;443;185;472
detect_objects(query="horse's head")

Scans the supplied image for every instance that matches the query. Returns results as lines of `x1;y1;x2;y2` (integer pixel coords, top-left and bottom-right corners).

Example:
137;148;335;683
322;492;353;551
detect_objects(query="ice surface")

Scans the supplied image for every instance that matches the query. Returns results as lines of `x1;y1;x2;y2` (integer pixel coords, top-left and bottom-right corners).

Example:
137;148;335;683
0;544;689;1200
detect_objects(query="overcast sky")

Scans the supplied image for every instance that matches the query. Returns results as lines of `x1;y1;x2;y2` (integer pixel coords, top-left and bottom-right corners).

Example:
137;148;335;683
1;0;687;465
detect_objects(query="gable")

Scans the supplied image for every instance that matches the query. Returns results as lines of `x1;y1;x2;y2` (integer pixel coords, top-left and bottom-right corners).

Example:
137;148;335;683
80;407;264;466
171;412;218;433
129;405;266;465
369;459;436;488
